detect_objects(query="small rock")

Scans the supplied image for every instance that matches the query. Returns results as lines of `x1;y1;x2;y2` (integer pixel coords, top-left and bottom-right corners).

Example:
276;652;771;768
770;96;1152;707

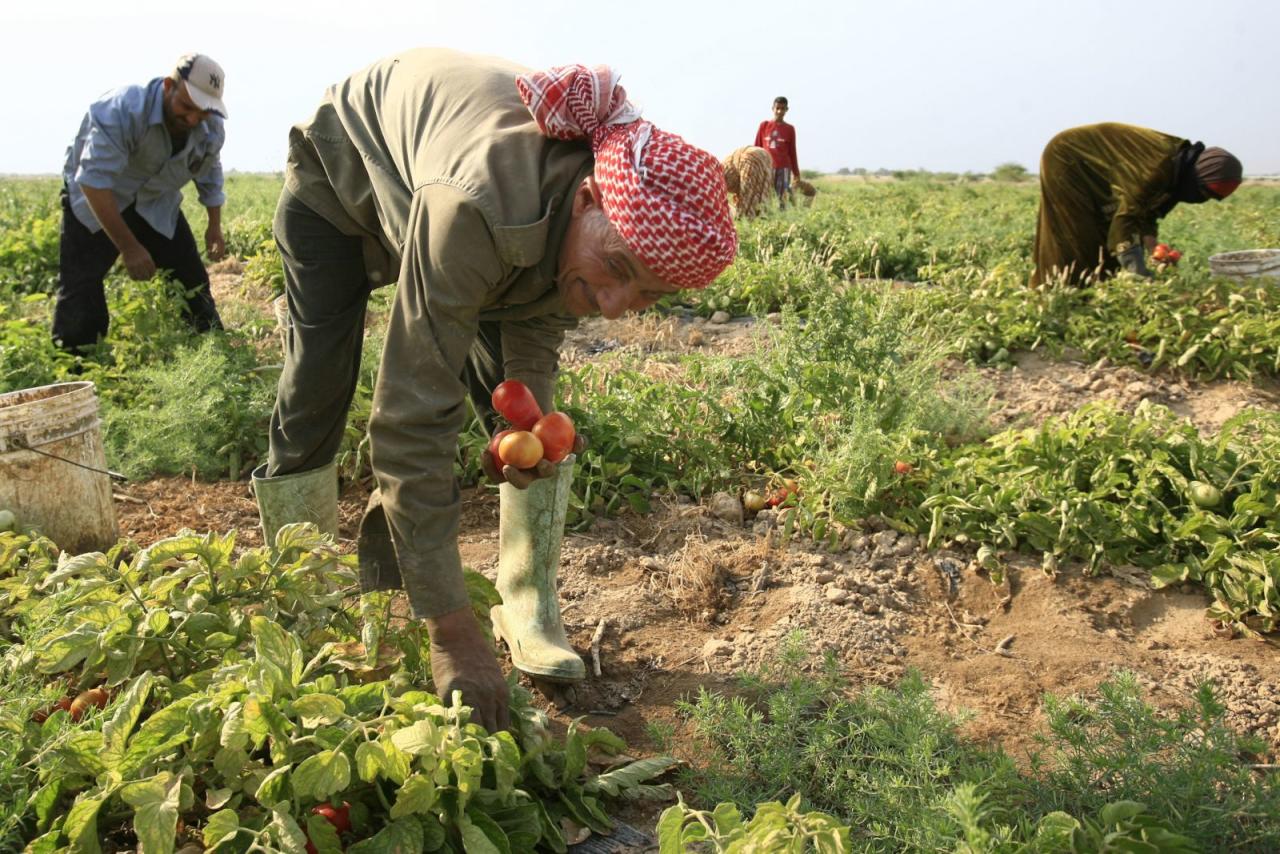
862;599;881;615
1089;378;1108;392
708;492;744;525
892;535;917;555
824;586;850;604
710;310;732;324
815;570;836;584
870;530;899;551
702;637;733;658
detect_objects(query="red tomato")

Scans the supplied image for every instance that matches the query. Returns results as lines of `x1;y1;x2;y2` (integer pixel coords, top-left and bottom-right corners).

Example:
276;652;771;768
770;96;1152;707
491;380;543;430
311;802;352;834
32;695;74;723
498;431;544;469
486;429;513;462
1167;249;1182;263
532;412;576;463
894;460;914;475
305;839;317;854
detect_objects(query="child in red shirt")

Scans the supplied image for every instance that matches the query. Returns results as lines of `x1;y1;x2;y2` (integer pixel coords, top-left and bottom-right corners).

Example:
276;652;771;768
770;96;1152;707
754;97;799;207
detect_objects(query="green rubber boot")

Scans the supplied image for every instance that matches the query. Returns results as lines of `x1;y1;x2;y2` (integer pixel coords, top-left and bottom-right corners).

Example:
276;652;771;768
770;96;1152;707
491;454;586;682
251;461;339;548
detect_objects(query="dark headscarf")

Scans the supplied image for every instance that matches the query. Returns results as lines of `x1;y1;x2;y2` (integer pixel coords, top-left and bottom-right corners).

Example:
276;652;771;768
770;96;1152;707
1195;147;1243;199
1170;141;1209;206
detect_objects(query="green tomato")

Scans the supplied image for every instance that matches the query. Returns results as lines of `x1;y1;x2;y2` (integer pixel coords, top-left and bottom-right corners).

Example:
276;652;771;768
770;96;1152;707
0;510;15;532
1189;481;1222;509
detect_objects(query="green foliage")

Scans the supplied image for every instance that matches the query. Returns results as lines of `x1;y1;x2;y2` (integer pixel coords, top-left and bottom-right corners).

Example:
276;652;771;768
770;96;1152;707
916;266;1280;379
243;237;285;296
0;526;676;851
101;335;276;479
657;793;851;852
917;403;1280;633
675;639;1280;852
1031;673;1280;851
991;162;1031;182
556;285;987;531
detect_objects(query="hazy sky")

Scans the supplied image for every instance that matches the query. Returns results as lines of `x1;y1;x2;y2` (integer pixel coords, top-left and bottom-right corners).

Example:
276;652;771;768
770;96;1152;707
5;0;1277;176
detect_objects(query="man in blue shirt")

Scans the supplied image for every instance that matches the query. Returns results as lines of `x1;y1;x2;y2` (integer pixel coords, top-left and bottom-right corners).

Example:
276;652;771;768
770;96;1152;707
54;53;229;351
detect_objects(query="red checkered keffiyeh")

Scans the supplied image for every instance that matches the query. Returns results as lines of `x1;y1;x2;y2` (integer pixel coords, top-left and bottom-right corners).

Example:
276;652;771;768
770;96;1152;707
516;64;737;289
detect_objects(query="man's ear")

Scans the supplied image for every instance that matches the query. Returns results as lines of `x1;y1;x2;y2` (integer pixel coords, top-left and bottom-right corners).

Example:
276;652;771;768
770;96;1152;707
572;175;602;215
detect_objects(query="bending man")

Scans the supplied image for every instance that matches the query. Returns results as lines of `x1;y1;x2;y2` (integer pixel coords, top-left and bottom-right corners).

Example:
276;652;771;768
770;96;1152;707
254;49;737;731
54;53;227;351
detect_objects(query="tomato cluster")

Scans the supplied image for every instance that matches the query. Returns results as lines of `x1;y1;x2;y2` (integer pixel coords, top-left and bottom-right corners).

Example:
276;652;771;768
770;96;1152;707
488;380;577;469
1152;243;1182;264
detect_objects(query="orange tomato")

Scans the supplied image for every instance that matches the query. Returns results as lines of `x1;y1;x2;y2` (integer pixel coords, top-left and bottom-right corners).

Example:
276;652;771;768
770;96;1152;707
69;688;109;722
498;431;544;469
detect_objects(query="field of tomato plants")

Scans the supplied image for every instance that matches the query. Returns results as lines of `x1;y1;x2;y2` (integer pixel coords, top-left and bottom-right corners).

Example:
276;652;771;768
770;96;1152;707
3;174;1280;851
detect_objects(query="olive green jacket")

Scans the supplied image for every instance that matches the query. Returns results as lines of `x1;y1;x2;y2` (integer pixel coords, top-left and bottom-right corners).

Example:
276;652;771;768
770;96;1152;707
1033;122;1188;285
284;48;593;618
1046;123;1186;251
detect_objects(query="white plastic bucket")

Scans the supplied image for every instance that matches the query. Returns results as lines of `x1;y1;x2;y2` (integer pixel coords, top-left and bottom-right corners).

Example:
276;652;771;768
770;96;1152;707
1208;249;1280;283
0;381;118;552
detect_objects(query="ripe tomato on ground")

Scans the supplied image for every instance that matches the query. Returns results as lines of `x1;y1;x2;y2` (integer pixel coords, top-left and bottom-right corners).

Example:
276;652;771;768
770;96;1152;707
532;412;576;463
491;380;542;430
69;688;110;722
32;695;74;723
498;431;544;469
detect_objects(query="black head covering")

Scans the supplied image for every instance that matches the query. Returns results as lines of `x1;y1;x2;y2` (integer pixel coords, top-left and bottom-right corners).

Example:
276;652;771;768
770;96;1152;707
1195;147;1244;198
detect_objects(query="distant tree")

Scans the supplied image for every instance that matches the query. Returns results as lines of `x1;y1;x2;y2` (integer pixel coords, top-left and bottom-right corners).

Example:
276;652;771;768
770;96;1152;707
801;169;822;179
837;167;852;175
991;162;1030;182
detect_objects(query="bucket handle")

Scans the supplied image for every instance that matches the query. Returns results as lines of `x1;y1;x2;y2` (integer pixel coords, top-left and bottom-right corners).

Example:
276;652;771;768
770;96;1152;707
8;435;128;482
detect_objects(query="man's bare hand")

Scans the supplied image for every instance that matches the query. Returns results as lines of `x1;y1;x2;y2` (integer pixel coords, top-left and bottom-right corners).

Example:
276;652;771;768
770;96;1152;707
425;607;510;733
205;226;226;261
122;245;157;281
481;433;587;488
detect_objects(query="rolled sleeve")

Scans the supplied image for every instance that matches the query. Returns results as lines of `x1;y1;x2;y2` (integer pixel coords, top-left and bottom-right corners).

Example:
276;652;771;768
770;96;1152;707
500;314;576;412
74;117;130;190
196;154;226;208
369;186;504;619
195;121;226;207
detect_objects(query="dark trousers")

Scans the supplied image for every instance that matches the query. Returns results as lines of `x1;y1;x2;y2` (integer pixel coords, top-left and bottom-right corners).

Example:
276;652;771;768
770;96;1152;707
52;188;222;351
267;188;504;478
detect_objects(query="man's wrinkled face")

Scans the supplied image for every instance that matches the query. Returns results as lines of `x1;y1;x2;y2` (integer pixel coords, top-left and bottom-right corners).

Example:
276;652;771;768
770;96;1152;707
556;177;681;319
162;78;210;137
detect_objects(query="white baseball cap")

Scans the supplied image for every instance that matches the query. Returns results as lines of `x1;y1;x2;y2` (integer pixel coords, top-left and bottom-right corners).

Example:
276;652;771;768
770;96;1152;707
175;53;227;118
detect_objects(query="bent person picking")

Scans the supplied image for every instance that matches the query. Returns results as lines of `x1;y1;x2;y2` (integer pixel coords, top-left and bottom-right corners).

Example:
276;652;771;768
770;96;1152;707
54;53;228;351
1032;122;1241;286
253;49;737;731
